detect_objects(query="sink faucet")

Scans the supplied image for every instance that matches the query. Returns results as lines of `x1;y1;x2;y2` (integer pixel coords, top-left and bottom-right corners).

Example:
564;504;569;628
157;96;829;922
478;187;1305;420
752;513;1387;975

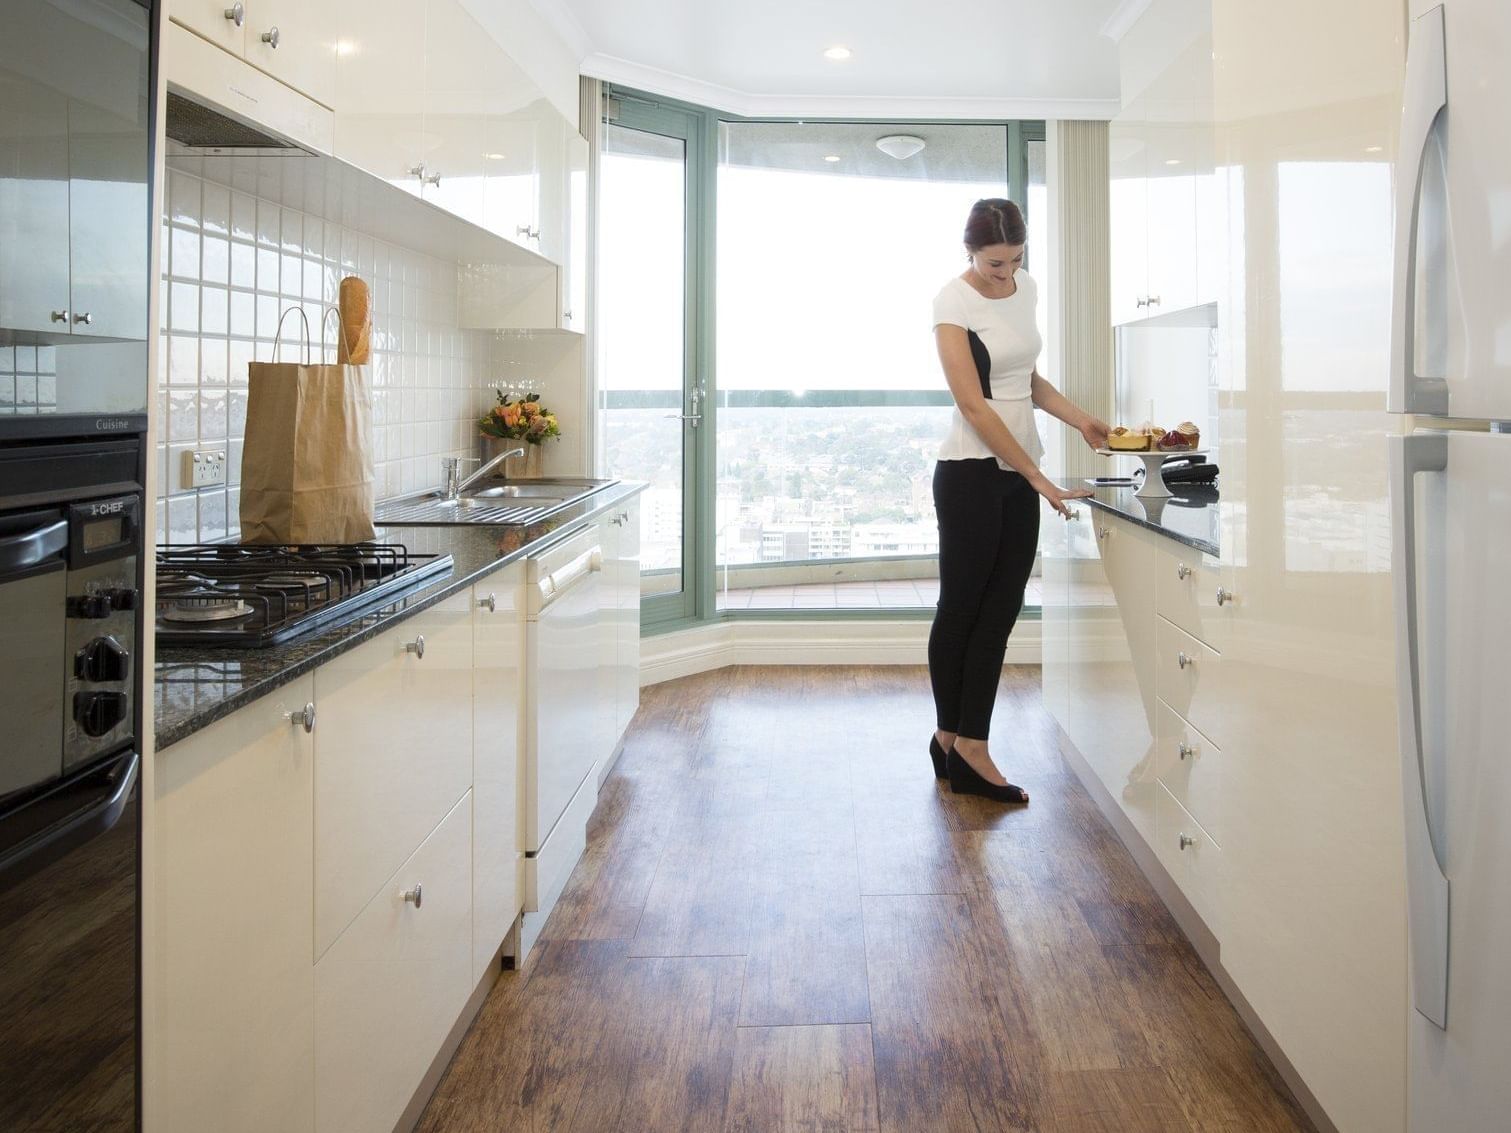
441;448;525;499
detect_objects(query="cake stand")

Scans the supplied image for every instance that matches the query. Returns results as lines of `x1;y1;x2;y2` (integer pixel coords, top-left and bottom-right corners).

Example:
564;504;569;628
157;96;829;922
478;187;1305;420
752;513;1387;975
1095;448;1208;499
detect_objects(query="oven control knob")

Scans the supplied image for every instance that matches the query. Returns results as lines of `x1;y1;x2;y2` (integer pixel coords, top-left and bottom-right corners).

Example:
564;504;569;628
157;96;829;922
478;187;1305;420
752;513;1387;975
68;593;114;619
104;587;139;612
74;690;128;737
75;637;130;683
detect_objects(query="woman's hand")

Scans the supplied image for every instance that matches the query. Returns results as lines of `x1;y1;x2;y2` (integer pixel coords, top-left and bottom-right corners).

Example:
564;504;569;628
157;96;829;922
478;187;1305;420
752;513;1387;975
1033;476;1094;519
1079;416;1111;451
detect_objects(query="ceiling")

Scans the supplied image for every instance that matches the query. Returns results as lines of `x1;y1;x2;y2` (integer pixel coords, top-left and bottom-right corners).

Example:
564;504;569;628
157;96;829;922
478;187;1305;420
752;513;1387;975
530;0;1130;119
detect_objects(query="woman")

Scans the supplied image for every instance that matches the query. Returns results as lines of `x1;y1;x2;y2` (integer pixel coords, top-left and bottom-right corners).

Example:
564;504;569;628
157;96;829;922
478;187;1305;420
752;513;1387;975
928;198;1108;804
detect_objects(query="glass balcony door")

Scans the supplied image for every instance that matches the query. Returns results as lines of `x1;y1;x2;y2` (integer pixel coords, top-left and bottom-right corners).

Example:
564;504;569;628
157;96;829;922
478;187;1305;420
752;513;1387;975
599;101;706;626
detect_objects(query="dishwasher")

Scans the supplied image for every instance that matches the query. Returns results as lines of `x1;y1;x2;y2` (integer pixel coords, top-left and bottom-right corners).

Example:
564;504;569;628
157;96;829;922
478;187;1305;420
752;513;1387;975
522;526;604;944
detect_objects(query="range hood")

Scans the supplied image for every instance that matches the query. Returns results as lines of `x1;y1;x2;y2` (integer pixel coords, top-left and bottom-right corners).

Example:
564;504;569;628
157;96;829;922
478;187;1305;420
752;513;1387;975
164;91;306;154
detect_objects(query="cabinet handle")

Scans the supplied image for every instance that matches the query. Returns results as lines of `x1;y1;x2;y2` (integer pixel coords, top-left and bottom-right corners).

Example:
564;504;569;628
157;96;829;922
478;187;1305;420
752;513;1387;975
51;309;69;324
286;702;316;733
1096;526;1109;540
73;311;92;326
1177;562;1191;580
516;225;540;240
563;309;573;322
1216;586;1233;607
408;163;426;179
1136;296;1149;308
478;592;496;613
1067;507;1081;520
1178;741;1192;762
224;3;244;26
261;26;280;48
402;883;422;909
422;171;442;187
405;634;425;660
1177;651;1193;670
1148;295;1161;307
1178;833;1195;851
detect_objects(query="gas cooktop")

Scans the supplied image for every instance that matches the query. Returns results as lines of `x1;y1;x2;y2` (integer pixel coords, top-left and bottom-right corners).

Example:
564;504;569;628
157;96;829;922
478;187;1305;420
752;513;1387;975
155;543;453;648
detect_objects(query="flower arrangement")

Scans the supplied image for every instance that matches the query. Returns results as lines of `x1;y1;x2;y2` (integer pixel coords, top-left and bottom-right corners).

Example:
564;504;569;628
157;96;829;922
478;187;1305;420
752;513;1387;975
479;389;561;446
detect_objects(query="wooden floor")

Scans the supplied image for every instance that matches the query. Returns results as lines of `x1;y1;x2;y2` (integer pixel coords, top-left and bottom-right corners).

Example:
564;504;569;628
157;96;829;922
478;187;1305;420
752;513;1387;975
418;666;1314;1133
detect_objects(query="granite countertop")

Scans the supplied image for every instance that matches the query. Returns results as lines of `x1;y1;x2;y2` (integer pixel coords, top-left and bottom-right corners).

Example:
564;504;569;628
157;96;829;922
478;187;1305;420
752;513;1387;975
154;480;645;751
1081;482;1220;557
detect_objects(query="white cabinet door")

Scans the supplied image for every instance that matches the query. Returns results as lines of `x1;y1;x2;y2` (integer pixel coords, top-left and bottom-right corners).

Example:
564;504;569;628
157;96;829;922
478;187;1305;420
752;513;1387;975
169;0;247;57
315;792;473;1133
1108;103;1149;326
1041;499;1073;725
419;0;498;229
559;126;588;329
332;0;426;196
483;109;542;248
1142;116;1198;316
68;92;150;341
312;593;473;959
471;567;524;982
534;113;568;265
154;676;316;1133
247;0;338;107
1154;779;1222;936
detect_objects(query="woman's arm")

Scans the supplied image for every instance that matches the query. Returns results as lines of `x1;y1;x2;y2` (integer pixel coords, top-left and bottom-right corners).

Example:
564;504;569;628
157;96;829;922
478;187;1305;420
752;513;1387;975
1031;370;1110;451
936;326;1089;517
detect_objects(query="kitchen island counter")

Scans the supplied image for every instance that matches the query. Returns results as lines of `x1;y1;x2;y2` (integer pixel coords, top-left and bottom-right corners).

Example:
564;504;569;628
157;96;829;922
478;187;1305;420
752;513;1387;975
154;480;645;751
1081;481;1220;557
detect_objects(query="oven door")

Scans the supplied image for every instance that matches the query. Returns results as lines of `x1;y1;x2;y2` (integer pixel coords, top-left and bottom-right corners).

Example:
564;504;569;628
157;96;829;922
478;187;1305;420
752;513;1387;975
0;509;68;801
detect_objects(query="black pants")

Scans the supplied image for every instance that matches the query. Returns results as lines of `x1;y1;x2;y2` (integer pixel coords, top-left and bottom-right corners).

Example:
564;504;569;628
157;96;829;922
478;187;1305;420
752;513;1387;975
928;458;1040;740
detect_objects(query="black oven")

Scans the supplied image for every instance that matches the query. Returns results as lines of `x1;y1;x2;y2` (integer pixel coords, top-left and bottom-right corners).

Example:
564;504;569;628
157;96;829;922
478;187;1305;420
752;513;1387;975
0;0;156;1128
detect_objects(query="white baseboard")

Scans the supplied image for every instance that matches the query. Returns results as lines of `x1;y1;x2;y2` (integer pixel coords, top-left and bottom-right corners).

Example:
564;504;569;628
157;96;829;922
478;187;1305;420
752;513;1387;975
640;618;1042;686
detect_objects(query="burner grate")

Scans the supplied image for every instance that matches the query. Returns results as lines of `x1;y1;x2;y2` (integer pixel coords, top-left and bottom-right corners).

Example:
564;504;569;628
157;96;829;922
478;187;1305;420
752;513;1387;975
155;542;452;648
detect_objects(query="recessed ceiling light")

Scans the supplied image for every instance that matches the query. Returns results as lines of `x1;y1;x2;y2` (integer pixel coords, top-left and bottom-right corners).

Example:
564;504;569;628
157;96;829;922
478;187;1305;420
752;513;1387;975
484;153;506;160
1165;158;1182;166
824;155;841;163
1365;145;1383;153
824;46;852;60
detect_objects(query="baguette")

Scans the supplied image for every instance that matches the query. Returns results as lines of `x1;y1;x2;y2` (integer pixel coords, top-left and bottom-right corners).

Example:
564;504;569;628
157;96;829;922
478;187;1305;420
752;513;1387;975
337;276;372;365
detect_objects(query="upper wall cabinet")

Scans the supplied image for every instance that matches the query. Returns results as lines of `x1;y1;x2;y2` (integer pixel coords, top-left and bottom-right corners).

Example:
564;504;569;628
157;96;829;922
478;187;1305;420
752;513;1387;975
170;0;338;107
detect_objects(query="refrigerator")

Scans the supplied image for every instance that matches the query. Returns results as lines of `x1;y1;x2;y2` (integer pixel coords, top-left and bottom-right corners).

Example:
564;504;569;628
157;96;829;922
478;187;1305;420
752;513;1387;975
1392;2;1511;1129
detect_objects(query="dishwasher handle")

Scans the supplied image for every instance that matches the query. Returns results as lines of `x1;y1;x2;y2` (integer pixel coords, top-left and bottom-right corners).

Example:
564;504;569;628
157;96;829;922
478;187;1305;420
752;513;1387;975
536;546;603;612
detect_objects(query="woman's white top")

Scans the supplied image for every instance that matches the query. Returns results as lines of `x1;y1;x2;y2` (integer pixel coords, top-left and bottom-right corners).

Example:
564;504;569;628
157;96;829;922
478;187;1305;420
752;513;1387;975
932;271;1044;468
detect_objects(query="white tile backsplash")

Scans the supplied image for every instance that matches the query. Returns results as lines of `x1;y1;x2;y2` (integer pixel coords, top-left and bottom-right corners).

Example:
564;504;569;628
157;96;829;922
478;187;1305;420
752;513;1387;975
157;166;507;543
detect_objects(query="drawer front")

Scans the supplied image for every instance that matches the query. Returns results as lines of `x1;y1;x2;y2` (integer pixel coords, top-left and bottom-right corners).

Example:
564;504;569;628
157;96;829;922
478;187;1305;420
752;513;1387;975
313;592;473;958
1153;698;1224;845
1155;548;1233;653
1154;616;1232;751
315;792;473;1133
523;767;596;914
1155;781;1222;937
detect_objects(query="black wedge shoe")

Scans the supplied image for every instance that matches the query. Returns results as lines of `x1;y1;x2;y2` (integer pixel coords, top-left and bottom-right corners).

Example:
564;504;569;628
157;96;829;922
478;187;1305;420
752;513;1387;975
946;747;1029;805
928;735;949;780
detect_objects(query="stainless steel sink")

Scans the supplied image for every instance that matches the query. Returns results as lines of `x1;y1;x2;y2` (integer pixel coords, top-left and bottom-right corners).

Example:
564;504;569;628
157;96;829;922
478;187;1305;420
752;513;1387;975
374;477;615;526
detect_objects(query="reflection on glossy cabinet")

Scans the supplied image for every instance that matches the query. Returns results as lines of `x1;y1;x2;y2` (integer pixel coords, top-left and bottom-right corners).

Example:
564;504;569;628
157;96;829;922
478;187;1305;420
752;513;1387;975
1074;511;1160;841
471;568;525;982
609;498;641;741
69;93;150;340
315;792;473;1133
154;676;316;1133
1155;544;1234;653
332;0;426;194
1108;102;1149;327
311;592;473;959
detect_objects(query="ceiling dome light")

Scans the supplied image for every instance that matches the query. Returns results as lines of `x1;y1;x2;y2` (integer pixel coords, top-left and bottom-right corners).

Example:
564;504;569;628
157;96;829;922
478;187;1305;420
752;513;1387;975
824;154;841;163
875;134;926;160
823;46;852;60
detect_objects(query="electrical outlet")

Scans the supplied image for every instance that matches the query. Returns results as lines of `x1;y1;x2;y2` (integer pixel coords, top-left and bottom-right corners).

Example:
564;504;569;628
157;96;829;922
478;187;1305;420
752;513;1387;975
182;449;228;488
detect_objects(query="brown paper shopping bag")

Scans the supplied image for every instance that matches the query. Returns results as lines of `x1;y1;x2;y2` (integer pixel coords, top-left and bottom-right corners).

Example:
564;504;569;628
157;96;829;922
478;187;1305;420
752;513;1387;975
239;307;376;544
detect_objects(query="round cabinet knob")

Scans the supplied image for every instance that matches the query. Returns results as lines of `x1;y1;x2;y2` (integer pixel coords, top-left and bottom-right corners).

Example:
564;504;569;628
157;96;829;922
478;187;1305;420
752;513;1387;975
73;311;92;326
405;635;425;660
1177;651;1193;670
1216;587;1233;607
402;883;423;908
563;310;574;322
287;702;316;733
1178;833;1196;851
261;26;280;48
224;3;244;26
478;593;496;613
51;309;69;324
1177;742;1193;762
1148;295;1162;307
1177;562;1192;580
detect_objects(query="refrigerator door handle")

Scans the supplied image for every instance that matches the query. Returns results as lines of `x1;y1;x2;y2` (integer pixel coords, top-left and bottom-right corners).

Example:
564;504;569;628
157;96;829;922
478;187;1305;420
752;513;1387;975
1390;4;1450;417
1390;432;1450;1028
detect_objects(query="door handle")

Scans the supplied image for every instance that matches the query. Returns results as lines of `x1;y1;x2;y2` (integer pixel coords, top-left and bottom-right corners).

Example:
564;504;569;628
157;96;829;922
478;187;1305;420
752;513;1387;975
1390;431;1449;1028
1390;5;1449;415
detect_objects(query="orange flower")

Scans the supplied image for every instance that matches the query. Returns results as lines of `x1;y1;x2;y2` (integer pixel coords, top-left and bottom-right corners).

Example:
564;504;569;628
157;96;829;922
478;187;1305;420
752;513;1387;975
502;404;521;428
521;400;540;418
